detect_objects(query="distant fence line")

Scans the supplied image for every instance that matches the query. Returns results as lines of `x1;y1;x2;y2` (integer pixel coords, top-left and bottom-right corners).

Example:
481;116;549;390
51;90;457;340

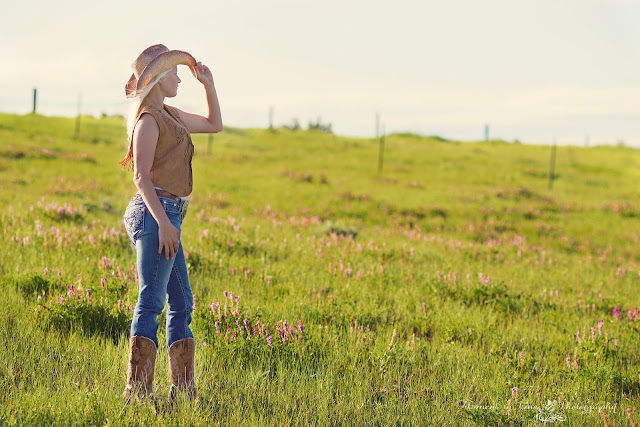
21;88;638;147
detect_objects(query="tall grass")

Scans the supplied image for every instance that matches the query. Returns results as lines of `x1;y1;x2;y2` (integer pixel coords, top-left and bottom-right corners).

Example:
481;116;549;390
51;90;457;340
1;112;639;425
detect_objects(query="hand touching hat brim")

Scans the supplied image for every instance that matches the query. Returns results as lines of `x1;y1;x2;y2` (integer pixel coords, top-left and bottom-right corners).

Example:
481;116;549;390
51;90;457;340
126;50;197;98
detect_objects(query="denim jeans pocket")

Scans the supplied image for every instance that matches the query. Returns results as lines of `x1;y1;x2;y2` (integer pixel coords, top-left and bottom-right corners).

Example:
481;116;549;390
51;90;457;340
123;205;146;245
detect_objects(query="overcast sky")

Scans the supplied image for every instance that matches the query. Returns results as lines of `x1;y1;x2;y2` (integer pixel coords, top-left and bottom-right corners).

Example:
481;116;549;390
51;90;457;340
2;0;639;144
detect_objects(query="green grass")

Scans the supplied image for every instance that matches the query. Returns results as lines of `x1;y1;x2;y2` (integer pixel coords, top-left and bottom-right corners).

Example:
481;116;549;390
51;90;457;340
1;112;640;425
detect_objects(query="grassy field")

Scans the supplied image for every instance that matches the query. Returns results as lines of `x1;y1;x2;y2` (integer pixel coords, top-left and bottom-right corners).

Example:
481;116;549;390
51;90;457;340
1;112;640;425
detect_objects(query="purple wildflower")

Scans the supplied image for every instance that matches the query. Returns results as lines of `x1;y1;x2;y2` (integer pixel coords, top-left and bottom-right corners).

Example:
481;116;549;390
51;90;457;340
215;321;219;334
266;336;273;347
613;306;620;320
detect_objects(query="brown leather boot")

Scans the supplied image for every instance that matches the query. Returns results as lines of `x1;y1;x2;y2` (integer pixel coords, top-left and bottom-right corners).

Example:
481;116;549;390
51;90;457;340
168;337;197;399
123;335;157;401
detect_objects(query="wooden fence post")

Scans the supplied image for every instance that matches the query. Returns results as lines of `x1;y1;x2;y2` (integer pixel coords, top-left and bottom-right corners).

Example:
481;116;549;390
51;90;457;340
548;139;557;189
269;106;274;130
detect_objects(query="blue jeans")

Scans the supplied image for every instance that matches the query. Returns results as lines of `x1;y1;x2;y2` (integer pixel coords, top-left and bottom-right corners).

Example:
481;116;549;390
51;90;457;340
123;194;193;349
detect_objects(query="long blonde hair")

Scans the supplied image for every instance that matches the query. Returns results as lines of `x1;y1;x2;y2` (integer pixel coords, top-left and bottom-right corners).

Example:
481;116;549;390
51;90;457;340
125;69;172;143
119;69;172;170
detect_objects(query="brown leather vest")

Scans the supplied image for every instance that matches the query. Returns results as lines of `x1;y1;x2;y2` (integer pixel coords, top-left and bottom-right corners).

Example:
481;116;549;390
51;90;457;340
120;99;195;197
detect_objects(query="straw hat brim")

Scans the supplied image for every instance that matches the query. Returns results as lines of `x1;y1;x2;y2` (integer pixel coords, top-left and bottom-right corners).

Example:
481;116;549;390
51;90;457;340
125;50;197;98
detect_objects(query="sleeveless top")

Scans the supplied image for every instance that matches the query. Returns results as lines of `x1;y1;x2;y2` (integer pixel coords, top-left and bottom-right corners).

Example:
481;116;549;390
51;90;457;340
119;98;195;197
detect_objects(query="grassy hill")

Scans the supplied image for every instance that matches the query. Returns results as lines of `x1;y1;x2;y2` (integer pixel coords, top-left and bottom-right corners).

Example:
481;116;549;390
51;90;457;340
1;112;639;425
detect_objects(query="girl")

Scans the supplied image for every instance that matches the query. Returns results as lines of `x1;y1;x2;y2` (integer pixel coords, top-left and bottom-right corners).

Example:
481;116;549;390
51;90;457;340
120;44;222;401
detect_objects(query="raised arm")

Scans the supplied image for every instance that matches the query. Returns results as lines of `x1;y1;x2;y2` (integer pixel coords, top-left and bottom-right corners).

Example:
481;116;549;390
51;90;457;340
132;114;180;260
175;61;223;134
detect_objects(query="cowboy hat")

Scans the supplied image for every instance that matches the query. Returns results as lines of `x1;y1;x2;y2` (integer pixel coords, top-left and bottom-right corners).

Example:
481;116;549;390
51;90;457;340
125;44;197;98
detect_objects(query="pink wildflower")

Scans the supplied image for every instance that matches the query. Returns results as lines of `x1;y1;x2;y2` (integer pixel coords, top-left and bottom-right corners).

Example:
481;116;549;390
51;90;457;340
613;306;620;320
